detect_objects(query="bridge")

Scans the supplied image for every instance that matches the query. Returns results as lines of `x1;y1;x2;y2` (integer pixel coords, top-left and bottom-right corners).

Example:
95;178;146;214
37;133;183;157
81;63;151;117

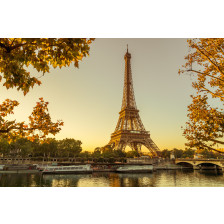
175;159;224;170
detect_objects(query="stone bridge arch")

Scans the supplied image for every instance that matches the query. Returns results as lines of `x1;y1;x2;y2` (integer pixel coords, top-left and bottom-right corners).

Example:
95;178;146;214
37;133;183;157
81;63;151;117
196;161;222;167
175;159;224;170
176;162;194;167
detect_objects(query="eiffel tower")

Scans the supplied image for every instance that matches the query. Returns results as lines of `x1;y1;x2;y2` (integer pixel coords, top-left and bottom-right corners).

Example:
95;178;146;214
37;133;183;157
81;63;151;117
106;47;160;156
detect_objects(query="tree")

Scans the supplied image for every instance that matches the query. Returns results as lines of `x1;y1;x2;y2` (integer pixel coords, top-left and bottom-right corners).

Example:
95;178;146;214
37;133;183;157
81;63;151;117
79;151;91;161
37;138;58;158
101;146;115;158
179;39;224;152
114;149;126;158
58;138;82;157
183;95;224;152
0;38;94;142
126;150;140;158
160;149;171;158
9;138;34;157
92;147;101;158
0;38;94;95
173;148;184;158
0;98;63;142
198;148;217;159
182;148;195;159
0;138;10;157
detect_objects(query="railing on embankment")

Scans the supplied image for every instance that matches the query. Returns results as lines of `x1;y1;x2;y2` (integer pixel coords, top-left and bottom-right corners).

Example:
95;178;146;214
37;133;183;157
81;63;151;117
0;157;169;165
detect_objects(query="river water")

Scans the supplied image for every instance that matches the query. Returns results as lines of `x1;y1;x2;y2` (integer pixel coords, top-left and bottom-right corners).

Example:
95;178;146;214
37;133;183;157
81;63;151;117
1;170;224;187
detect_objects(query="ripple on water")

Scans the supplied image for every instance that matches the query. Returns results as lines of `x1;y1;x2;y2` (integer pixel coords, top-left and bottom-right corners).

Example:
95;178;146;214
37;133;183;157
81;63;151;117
1;170;224;187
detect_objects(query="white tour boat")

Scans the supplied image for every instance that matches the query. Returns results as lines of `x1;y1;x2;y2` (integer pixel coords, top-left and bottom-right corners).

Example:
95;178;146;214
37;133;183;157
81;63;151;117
116;165;153;173
42;164;93;174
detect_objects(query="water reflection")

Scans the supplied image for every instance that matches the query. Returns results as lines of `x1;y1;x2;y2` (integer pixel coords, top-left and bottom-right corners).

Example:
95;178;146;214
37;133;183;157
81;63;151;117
0;170;224;187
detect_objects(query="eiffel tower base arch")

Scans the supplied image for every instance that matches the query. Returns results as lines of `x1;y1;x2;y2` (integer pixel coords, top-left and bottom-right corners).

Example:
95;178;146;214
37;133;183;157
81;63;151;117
107;132;159;157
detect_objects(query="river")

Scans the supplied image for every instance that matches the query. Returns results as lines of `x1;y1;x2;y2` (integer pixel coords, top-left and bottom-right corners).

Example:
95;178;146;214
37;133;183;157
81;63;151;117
1;170;224;187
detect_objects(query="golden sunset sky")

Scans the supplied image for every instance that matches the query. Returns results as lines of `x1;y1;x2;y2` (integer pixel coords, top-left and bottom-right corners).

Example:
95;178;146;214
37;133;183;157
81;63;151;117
0;38;194;151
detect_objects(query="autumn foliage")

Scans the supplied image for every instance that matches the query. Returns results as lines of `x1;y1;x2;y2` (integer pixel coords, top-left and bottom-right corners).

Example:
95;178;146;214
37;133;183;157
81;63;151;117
0;38;94;142
0;38;94;95
0;98;63;142
180;39;224;152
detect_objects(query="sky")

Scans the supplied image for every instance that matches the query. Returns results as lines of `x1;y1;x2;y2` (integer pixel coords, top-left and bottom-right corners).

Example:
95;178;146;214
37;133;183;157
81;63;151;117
0;38;195;151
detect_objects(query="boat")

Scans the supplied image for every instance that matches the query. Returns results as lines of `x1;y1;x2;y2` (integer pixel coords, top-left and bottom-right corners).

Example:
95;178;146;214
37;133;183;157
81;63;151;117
116;165;153;173
42;164;93;174
0;164;40;173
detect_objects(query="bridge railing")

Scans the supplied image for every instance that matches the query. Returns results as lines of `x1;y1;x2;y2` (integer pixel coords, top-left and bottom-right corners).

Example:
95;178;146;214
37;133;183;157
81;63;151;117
175;158;224;161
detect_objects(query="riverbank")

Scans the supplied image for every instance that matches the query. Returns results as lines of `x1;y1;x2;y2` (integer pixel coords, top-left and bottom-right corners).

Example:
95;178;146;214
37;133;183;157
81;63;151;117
0;170;40;174
153;164;192;170
0;162;194;174
1;159;221;174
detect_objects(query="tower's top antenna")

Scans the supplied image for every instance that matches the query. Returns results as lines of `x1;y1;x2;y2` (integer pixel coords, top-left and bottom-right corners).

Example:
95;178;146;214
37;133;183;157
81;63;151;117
124;44;131;59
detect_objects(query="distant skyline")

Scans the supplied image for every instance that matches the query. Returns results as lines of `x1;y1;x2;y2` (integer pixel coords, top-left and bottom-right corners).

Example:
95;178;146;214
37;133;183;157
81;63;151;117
0;39;193;151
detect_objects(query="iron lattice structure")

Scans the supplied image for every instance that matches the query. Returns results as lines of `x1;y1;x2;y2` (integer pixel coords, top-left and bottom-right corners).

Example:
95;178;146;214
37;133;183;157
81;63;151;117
106;48;160;156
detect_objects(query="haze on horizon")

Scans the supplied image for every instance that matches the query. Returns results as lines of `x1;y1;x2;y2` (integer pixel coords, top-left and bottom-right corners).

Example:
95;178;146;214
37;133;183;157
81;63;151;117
0;39;193;152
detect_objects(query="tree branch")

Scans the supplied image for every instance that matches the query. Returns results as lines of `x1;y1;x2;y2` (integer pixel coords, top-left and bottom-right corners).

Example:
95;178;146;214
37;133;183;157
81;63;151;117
200;45;221;69
195;45;224;76
208;138;224;145
0;129;9;133
200;142;224;153
188;69;224;83
0;42;7;49
200;86;224;100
